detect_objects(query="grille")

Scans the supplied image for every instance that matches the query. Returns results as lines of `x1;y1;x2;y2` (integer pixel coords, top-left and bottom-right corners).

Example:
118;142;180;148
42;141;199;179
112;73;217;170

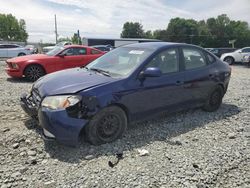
31;88;42;107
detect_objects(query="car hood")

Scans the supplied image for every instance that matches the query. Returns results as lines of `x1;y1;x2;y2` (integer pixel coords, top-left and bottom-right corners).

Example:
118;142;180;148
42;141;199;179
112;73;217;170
8;54;49;62
33;68;118;97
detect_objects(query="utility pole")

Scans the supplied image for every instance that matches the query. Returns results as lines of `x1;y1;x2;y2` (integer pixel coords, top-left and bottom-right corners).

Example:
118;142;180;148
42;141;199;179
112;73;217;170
54;14;58;44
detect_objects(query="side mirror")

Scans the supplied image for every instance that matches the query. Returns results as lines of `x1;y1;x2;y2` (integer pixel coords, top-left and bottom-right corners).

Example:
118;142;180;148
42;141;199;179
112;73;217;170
238;50;242;53
140;67;162;78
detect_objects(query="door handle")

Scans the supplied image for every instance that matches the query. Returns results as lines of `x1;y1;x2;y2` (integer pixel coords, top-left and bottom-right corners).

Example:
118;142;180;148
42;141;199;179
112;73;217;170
175;80;184;86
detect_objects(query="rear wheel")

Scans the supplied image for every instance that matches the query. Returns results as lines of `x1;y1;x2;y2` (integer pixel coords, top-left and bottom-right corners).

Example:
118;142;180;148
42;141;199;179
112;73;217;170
24;65;45;81
85;106;127;145
18;53;26;56
203;86;224;112
224;56;234;65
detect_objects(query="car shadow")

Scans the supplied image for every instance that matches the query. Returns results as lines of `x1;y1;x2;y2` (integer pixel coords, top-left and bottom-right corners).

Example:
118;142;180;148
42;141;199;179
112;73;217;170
24;103;241;164
6;77;31;83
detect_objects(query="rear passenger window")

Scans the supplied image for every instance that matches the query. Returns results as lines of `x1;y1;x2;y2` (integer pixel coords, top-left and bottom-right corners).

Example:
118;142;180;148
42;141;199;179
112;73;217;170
91;49;101;54
78;48;86;55
183;48;206;70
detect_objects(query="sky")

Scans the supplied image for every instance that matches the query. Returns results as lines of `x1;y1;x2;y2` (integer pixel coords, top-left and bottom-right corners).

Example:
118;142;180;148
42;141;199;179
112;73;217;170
0;0;250;43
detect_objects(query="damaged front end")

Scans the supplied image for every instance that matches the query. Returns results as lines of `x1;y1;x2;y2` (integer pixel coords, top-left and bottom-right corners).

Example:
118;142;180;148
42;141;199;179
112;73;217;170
20;90;101;146
20;88;41;118
67;95;100;119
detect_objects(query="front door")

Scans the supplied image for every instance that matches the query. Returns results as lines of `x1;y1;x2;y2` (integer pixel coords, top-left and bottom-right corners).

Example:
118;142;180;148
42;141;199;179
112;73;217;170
122;48;188;120
239;47;250;62
57;47;87;70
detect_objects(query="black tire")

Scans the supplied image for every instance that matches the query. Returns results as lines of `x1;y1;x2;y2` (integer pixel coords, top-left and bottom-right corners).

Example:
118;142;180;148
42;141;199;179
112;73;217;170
202;86;224;112
224;56;234;65
85;106;127;145
24;65;45;81
18;53;26;56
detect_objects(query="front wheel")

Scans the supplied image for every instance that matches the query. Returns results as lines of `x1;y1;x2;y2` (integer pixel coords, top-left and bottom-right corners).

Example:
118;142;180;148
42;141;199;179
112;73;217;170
85;106;127;145
24;65;45;81
203;86;224;112
224;57;234;65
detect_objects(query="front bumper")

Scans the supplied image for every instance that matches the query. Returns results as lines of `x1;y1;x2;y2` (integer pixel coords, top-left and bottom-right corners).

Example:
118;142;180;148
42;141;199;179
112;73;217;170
5;67;23;78
20;93;88;146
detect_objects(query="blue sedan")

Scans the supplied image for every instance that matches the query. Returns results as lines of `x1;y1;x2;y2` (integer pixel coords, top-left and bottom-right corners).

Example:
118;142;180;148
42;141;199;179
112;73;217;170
20;42;231;146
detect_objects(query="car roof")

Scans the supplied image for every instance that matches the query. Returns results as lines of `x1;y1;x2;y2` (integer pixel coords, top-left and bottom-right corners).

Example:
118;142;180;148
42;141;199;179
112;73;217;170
91;45;109;47
0;44;20;46
213;48;236;50
64;44;95;48
123;42;197;50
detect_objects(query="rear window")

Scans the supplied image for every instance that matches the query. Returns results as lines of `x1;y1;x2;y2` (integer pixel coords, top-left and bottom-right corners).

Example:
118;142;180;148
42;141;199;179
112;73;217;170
1;45;19;48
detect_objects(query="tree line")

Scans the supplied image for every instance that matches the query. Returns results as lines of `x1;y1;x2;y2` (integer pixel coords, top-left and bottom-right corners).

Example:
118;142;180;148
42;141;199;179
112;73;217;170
1;13;249;48
0;13;28;42
121;14;250;48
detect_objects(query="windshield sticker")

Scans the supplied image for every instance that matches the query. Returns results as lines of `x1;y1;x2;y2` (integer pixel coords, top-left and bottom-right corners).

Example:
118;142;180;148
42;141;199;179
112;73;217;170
129;50;144;55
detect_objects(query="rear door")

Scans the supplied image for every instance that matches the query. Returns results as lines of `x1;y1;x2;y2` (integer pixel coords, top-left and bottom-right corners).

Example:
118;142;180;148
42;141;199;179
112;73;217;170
88;48;104;63
6;44;20;57
181;47;216;105
0;45;8;57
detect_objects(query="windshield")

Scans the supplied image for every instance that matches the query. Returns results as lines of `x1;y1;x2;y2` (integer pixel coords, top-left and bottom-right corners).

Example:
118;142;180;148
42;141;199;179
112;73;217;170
46;46;65;56
85;47;153;78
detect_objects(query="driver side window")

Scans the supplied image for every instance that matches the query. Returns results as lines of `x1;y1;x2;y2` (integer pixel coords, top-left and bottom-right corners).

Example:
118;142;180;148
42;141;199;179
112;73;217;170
63;48;74;56
62;48;86;56
146;48;179;74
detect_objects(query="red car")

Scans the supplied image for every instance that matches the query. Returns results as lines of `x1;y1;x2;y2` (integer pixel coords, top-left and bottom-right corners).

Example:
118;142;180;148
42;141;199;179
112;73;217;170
5;45;104;81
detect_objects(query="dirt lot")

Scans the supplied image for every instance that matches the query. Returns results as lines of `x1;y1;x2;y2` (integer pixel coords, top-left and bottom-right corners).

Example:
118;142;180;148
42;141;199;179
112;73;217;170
0;60;250;188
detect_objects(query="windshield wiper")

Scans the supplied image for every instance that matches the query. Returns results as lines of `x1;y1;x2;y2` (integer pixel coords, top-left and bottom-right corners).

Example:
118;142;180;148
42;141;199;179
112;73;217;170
89;68;111;77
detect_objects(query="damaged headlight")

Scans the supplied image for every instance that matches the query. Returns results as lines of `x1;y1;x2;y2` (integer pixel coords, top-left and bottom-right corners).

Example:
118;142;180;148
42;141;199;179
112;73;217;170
41;95;81;110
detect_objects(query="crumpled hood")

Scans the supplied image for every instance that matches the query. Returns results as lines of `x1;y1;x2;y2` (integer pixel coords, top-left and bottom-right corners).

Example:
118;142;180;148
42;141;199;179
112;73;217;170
33;68;117;97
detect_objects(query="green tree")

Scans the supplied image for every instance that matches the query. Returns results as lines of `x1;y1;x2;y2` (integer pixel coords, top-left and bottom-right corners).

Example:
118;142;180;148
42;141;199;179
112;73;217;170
205;14;250;47
58;37;71;43
0;14;28;42
121;14;250;48
121;22;144;38
71;33;81;44
153;29;168;41
144;30;153;39
17;19;28;41
166;18;199;44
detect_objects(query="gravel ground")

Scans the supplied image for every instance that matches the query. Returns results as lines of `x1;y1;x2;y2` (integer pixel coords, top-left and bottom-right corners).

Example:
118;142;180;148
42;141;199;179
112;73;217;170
0;60;249;188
